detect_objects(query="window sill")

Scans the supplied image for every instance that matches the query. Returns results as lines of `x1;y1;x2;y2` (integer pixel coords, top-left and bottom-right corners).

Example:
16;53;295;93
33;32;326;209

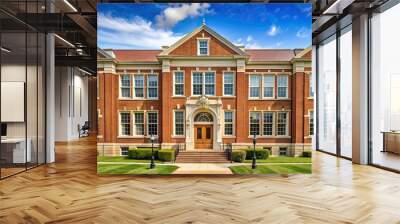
223;135;236;138
118;98;159;101
307;97;314;100
171;135;185;138
247;135;291;138
172;96;186;98
248;98;291;101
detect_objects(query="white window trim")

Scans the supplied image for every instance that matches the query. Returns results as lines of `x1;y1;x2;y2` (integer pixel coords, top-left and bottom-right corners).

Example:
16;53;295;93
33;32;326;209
119;111;132;137
173;110;185;137
119;74;132;99
276;111;289;136
197;38;210;56
132;111;145;137
191;71;216;96
120;146;129;157
308;72;314;99
223;71;235;96
173;71;185;97
248;74;262;99
133;74;145;99
223;110;235;136
262;74;275;99
147;73;159;100
277;74;289;99
249;111;262;137
262;112;275;136
146;111;159;138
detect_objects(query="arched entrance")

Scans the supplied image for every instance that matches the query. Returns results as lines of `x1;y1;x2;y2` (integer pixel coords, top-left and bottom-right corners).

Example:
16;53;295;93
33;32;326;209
193;112;213;149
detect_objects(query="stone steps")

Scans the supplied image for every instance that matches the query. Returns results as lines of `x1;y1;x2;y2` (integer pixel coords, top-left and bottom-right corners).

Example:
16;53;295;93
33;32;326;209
175;151;230;163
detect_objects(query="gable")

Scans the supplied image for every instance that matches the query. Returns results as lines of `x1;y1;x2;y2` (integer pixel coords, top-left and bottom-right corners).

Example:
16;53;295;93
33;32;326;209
169;29;238;56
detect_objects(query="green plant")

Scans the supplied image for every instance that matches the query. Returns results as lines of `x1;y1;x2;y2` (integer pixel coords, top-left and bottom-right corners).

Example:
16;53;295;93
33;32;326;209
242;148;269;159
231;150;246;162
302;151;312;158
128;148;159;160
158;149;175;162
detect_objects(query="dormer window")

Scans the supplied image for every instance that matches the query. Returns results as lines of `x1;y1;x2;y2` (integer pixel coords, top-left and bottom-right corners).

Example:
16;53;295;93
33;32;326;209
198;39;209;55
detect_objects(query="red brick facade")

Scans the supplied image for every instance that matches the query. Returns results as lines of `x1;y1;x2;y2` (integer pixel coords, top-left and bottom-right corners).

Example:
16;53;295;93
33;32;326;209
97;25;313;156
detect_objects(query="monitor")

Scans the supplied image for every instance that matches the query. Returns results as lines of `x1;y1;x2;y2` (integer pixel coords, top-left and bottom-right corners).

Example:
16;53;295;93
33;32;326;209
1;123;7;137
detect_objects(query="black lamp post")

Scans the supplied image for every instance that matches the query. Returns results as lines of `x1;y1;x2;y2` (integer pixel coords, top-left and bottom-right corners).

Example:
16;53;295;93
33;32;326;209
252;133;257;169
150;135;156;169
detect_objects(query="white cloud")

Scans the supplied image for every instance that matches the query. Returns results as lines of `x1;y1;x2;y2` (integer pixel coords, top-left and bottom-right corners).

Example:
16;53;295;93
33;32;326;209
98;13;184;49
246;35;253;42
296;27;310;38
267;25;279;36
156;3;212;29
276;42;283;47
237;38;242;42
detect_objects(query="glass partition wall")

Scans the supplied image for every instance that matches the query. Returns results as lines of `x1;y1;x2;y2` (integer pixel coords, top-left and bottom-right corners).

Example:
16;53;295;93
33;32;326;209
370;3;400;171
316;25;353;159
0;1;46;179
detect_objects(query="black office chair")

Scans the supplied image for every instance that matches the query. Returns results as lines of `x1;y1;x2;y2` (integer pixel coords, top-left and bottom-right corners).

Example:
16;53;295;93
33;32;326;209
79;121;90;138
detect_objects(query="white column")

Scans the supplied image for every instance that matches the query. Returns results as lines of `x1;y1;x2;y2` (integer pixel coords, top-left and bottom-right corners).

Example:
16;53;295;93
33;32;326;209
352;14;369;164
46;32;55;163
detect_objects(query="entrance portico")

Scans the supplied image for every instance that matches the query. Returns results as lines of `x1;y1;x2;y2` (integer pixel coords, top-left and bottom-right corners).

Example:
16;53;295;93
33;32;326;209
185;96;223;151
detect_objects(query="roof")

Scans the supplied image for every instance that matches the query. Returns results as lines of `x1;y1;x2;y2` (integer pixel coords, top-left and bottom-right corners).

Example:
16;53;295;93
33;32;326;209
113;50;162;62
244;49;298;62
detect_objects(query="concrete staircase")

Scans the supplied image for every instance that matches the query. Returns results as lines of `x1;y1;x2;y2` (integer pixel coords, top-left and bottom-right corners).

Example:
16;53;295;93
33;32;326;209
175;151;230;163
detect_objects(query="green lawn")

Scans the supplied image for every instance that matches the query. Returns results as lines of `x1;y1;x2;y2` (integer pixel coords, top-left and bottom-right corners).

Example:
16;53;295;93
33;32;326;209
97;156;165;163
229;164;312;174
97;164;179;174
243;156;311;164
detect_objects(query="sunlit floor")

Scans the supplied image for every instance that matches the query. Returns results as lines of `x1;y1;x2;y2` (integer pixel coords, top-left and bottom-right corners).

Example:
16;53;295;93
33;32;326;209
0;136;400;223
372;150;400;171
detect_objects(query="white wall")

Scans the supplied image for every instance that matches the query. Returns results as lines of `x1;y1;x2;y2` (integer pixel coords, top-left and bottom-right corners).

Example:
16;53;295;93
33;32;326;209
54;66;89;141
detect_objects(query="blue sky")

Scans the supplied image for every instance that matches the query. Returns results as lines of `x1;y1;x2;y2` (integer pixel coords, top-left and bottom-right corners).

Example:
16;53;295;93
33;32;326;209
98;3;311;50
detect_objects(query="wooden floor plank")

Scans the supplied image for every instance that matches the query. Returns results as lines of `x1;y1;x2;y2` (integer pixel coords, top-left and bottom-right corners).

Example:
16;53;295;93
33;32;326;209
0;136;400;223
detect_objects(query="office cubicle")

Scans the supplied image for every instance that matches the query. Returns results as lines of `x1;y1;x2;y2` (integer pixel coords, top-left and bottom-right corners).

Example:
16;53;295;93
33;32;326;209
0;1;46;179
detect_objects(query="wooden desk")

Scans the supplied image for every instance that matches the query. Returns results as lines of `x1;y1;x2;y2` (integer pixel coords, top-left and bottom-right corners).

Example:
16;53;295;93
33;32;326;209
382;131;400;154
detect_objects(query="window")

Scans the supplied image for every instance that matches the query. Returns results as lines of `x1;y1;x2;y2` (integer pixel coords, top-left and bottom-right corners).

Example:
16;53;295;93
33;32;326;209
276;112;288;136
198;39;208;55
224;111;234;135
279;147;287;156
309;74;314;97
147;74;158;99
192;72;203;95
147;112;158;136
174;72;184;96
263;112;274;136
309;111;314;136
223;72;234;96
120;147;129;156
263;75;275;98
277;75;288;98
194;112;213;122
134;112;144;136
249;112;261;135
204;72;215;95
249;75;261;98
120;74;131;98
134;75;144;98
120;112;131;136
174;111;184;136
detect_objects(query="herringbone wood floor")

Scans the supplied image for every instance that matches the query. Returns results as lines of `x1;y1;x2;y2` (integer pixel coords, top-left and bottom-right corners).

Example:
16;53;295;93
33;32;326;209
1;137;400;224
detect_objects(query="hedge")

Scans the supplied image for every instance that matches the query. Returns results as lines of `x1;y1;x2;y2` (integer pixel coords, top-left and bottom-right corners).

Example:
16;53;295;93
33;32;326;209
242;148;269;160
232;150;246;162
128;148;159;160
302;151;312;158
158;149;175;162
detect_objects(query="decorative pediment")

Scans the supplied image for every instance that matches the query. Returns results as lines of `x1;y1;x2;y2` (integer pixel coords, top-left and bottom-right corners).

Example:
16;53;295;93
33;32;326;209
197;95;210;109
158;25;247;57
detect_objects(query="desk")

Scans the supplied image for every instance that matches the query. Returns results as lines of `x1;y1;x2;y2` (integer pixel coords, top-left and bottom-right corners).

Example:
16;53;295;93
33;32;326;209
382;131;400;155
1;138;31;163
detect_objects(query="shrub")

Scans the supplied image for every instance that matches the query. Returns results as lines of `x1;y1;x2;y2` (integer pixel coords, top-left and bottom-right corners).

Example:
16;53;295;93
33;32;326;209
158;149;175;162
242;148;269;159
128;148;159;160
302;151;312;158
231;150;246;162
